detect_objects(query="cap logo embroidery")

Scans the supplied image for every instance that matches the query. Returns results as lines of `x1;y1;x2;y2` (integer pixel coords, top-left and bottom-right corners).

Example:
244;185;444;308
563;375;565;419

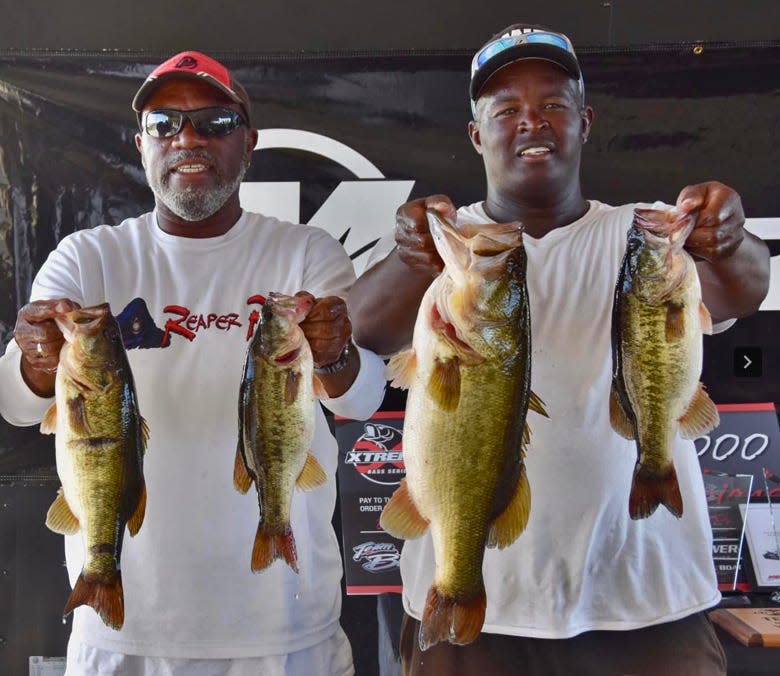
175;56;198;70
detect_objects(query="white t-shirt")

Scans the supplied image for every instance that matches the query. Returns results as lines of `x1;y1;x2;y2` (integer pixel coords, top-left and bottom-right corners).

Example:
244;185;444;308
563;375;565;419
374;200;722;639
0;210;386;663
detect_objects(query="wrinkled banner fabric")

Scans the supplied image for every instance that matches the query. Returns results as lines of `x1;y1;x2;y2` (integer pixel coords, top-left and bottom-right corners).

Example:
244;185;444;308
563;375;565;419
0;44;778;473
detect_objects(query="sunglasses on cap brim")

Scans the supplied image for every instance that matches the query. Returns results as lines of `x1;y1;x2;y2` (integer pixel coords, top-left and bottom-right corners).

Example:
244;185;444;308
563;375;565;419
471;30;584;96
141;107;246;138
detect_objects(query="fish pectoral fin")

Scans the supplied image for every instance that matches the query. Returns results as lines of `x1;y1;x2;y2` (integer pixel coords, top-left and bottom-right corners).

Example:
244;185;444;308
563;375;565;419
312;375;327;400
40;402;58;435
427;357;460;411
664;302;686;341
285;369;302;405
233;445;253;494
678;382;720;439
528;390;548;418
379;479;429;539
609;385;635;439
296;452;327;491
699;301;713;335
67;394;91;436
45;488;80;535
385;349;417;390
127;483;147;536
419;584;486;651
487;471;531;549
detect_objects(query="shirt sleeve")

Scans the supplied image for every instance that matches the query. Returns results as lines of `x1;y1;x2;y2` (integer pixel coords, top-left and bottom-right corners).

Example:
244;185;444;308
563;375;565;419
0;339;53;426
0;234;85;426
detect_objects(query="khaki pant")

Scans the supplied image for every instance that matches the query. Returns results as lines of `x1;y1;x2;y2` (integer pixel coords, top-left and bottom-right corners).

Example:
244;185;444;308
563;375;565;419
400;611;726;676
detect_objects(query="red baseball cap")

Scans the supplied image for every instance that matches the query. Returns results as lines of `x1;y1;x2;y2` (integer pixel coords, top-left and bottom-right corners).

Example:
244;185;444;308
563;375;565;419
132;51;252;126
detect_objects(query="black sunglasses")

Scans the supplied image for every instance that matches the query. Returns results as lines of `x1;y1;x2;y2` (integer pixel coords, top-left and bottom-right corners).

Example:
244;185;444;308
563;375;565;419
141;107;246;138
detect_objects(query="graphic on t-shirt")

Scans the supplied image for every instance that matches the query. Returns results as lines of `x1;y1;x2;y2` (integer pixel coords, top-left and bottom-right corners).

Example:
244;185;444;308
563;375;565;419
115;294;268;349
116;298;167;350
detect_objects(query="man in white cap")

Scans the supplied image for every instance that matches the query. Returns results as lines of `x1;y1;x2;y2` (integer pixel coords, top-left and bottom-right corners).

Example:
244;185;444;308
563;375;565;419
0;50;386;675
348;24;770;675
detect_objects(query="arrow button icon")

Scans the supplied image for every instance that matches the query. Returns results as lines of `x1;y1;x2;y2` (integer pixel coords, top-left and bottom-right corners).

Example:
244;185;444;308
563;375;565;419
733;347;762;377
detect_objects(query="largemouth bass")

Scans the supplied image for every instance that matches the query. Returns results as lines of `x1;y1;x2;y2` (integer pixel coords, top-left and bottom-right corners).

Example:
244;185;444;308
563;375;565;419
382;211;547;650
42;303;148;630
234;292;327;573
610;207;719;519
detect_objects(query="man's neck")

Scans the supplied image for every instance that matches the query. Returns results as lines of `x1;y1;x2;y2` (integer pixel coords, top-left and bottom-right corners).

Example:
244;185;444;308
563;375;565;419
483;188;589;239
155;197;243;238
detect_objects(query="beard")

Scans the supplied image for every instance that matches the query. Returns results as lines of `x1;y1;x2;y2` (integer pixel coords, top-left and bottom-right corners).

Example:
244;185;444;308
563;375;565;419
145;150;249;222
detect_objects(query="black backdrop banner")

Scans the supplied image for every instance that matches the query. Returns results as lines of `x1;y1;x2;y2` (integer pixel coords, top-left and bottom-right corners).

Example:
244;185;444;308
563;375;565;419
0;44;778;473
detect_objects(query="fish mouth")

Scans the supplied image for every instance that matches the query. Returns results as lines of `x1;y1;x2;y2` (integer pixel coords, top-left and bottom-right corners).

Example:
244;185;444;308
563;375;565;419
56;303;111;333
274;348;301;365
634;208;695;248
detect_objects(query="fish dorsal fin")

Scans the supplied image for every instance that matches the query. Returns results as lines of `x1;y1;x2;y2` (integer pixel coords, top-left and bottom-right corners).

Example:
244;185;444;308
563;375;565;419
679;383;720;439
127;483;147;536
233;445;253;494
528;390;548;418
296;452;327;491
427;357;460;411
487;471;531;549
45;488;80;535
665;303;686;341
379;479;429;539
521;422;531;452
609;385;635;439
140;417;150;451
385;349;417;390
40;402;58;435
699;301;713;335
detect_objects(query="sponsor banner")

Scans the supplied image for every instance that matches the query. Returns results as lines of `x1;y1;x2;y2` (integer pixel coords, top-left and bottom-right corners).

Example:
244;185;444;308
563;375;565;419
335;412;405;594
0;47;778;478
696;403;780;502
704;472;753;591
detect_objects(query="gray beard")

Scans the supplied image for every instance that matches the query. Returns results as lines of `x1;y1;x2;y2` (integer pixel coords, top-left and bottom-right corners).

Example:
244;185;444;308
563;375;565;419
146;154;249;222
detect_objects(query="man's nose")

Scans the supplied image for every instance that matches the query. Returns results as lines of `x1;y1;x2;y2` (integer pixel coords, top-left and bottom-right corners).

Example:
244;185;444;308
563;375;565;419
171;119;209;148
516;107;549;132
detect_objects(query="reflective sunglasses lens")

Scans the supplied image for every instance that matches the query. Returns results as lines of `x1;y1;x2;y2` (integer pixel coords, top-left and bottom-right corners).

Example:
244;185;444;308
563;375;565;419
191;108;243;136
476;38;517;68
526;32;570;50
144;110;183;138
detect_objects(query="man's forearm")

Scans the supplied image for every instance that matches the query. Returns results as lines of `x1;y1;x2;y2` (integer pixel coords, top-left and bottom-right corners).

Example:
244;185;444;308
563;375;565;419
697;231;770;322
348;249;434;355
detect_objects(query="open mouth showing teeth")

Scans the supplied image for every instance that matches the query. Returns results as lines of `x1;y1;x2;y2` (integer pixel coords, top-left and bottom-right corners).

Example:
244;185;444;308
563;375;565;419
520;147;551;157
175;164;209;173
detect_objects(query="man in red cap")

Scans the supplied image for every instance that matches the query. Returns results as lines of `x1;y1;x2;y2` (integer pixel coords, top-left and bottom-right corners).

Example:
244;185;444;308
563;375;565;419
348;24;770;675
0;51;385;675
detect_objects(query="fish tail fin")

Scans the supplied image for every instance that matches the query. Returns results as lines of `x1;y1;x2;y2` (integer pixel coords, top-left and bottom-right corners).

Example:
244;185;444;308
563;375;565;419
127;483;147;536
251;524;299;573
418;584;486;651
379;479;429;539
45;488;80;535
629;463;683;519
63;571;124;630
487;472;531;549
